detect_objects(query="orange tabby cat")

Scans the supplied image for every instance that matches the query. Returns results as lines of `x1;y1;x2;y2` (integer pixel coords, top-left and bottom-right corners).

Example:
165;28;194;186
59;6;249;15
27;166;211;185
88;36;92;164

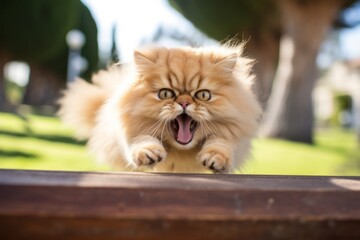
58;44;261;173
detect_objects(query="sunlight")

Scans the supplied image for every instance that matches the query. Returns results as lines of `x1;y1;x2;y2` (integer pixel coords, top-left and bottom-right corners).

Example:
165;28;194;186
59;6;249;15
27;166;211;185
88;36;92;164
4;62;30;87
82;0;193;61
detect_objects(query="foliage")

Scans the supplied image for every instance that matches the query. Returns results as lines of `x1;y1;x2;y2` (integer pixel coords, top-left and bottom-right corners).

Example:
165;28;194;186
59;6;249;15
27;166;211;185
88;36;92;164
39;2;99;81
0;0;80;62
0;112;359;175
170;0;359;41
110;24;120;64
4;1;100;106
333;0;360;28
331;94;353;126
77;2;100;80
169;0;279;41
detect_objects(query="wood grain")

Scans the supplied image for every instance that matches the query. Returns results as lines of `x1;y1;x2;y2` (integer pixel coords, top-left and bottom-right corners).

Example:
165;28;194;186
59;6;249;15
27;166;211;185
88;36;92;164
0;169;359;239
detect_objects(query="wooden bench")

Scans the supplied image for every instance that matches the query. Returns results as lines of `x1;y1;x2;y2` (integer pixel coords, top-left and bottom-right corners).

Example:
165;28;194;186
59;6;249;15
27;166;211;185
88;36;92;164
0;169;359;239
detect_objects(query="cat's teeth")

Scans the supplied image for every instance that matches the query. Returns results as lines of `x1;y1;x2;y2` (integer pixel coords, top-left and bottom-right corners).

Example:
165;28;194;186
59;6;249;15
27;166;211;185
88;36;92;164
171;121;179;130
190;121;197;131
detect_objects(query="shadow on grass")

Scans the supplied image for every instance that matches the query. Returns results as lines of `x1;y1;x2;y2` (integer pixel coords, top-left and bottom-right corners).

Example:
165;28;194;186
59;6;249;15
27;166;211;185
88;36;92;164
36;134;86;145
0;150;38;159
0;130;86;146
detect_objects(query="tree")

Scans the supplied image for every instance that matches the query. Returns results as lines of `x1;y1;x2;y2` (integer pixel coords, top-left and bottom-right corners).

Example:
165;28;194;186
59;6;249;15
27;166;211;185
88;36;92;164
169;0;280;105
171;0;358;143
260;0;356;143
0;0;80;108
0;0;79;62
22;2;99;106
0;54;10;109
0;1;99;106
77;2;99;81
110;24;120;64
143;25;209;47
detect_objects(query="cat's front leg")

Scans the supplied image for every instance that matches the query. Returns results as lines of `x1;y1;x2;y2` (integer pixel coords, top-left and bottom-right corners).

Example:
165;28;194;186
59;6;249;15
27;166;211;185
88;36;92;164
198;138;234;173
128;135;167;169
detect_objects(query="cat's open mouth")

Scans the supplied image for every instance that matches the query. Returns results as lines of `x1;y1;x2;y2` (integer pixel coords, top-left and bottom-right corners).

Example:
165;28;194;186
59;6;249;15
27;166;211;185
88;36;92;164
170;113;198;145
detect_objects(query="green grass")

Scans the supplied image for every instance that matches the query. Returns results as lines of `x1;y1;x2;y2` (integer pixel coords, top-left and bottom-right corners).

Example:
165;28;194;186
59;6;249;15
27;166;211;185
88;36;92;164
0;112;359;175
243;130;360;175
0;112;109;171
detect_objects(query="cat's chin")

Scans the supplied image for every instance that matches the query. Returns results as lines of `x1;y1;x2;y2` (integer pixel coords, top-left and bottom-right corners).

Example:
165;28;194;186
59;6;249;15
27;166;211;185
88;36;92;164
168;138;199;150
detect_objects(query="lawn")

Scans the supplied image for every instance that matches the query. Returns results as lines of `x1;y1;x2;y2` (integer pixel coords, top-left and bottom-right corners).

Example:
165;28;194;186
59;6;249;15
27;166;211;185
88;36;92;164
0;112;359;175
0;112;109;171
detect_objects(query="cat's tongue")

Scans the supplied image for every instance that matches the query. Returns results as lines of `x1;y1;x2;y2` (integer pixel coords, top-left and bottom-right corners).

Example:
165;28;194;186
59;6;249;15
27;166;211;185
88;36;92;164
175;115;192;144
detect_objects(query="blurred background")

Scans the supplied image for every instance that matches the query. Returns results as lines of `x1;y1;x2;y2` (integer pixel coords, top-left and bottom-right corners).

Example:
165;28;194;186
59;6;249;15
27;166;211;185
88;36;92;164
0;0;360;175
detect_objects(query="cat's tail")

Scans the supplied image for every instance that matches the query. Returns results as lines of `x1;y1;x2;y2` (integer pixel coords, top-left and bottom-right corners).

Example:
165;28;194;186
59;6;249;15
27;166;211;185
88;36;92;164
58;69;117;140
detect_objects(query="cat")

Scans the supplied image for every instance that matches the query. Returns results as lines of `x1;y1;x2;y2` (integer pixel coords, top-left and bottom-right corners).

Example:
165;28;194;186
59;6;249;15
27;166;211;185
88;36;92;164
58;44;262;173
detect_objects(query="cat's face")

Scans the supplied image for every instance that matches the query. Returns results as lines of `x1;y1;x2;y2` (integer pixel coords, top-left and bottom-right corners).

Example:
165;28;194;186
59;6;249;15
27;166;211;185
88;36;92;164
124;46;260;149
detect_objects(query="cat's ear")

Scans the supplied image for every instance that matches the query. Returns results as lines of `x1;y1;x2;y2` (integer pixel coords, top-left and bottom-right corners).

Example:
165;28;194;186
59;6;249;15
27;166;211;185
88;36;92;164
214;53;237;73
133;49;157;73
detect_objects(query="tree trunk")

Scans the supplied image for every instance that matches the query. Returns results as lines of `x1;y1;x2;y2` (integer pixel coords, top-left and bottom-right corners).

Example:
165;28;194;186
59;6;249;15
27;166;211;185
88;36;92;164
260;0;341;144
22;63;66;106
245;30;280;107
0;52;11;110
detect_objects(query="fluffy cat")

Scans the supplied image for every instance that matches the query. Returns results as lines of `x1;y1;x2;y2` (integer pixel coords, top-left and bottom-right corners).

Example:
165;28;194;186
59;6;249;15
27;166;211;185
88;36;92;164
58;44;261;173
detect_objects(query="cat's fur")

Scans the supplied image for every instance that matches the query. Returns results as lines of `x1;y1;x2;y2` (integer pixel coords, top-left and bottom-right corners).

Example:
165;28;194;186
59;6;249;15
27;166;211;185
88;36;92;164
58;45;261;173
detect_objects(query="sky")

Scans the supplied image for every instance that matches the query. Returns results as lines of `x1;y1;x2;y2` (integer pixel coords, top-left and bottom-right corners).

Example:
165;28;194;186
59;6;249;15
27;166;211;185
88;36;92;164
82;0;195;61
82;0;360;62
340;26;360;59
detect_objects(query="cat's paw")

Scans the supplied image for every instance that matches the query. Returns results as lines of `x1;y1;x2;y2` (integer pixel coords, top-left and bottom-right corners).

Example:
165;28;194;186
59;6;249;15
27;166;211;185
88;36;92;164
198;149;231;173
132;143;166;168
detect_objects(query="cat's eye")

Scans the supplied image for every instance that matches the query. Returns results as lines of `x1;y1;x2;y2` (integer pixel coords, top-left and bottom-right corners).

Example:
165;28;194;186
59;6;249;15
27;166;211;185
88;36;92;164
195;90;211;101
158;88;175;100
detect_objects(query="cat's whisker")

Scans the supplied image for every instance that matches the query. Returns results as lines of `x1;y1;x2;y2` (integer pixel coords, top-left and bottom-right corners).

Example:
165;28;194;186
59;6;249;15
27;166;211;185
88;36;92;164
197;118;211;139
199;122;209;142
200;116;215;139
203;116;218;132
199;115;217;136
151;119;166;138
138;118;163;136
202;120;216;138
159;120;168;142
203;124;213;137
161;125;170;143
206;122;217;137
164;120;174;142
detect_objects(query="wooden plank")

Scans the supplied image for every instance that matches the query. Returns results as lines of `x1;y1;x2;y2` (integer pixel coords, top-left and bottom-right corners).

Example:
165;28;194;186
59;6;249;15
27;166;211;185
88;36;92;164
0;169;359;240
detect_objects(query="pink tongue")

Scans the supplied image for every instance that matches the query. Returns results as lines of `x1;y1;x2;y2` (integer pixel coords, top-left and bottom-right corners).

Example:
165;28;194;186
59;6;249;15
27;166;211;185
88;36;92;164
176;115;192;144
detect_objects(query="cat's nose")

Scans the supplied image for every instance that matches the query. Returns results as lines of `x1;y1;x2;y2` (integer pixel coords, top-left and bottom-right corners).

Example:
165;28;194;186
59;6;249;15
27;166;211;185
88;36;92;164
179;101;190;110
